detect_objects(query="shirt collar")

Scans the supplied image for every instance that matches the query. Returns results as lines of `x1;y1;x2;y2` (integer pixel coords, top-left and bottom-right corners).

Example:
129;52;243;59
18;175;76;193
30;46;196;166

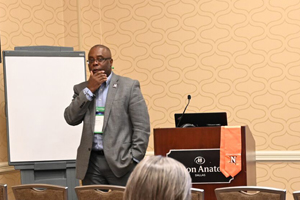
101;71;112;87
106;71;113;86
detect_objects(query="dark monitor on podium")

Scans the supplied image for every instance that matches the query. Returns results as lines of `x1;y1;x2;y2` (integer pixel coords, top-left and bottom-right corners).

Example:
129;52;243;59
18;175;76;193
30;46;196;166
175;112;227;128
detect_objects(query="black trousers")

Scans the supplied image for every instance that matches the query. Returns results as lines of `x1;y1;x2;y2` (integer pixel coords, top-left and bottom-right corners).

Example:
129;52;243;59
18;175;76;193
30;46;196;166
82;151;136;186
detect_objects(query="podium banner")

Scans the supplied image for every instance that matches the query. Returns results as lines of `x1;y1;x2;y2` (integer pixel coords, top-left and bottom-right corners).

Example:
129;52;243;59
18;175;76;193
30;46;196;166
220;126;242;177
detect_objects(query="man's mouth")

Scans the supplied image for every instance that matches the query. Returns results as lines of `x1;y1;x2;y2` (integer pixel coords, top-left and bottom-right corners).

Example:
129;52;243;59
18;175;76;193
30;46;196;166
92;69;102;73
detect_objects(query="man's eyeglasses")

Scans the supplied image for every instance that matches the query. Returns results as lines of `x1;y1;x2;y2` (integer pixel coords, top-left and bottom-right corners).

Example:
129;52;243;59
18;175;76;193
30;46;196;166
87;57;111;64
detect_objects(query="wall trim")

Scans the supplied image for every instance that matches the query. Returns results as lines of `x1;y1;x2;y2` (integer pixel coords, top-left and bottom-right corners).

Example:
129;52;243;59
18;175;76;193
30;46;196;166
0;162;15;173
255;151;300;161
1;151;299;174
146;151;300;162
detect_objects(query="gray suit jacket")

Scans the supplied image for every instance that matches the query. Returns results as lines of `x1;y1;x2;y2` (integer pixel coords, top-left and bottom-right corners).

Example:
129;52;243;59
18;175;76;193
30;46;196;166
64;72;150;179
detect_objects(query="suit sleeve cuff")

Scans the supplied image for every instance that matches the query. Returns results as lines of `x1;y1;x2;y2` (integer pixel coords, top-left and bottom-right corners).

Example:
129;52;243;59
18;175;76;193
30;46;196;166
132;157;140;163
83;87;95;101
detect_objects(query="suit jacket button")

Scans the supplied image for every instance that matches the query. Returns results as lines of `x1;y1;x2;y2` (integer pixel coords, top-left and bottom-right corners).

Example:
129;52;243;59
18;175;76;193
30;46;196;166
88;148;91;151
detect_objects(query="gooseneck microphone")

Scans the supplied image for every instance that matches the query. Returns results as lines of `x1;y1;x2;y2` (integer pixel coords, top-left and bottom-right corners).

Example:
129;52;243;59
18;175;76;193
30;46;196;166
176;95;191;127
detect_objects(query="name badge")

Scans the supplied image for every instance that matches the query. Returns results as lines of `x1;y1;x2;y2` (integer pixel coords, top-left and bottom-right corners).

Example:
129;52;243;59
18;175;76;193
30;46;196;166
94;107;105;134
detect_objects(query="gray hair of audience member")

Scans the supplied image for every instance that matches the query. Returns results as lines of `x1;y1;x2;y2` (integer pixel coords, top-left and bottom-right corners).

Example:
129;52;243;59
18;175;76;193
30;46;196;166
124;155;192;200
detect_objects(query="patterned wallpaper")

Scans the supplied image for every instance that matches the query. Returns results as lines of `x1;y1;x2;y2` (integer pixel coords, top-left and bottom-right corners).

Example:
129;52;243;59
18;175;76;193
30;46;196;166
0;0;300;200
99;0;300;153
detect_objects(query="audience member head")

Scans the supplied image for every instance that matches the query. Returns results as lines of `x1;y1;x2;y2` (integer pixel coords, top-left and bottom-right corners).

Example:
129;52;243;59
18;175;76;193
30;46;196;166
124;155;192;200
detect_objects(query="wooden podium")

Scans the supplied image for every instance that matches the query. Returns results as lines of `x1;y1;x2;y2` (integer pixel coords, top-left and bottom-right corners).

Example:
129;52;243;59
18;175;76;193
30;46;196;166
154;126;256;200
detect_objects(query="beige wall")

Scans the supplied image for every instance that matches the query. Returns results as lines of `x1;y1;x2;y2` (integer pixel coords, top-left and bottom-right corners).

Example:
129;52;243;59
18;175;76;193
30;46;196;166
1;0;300;199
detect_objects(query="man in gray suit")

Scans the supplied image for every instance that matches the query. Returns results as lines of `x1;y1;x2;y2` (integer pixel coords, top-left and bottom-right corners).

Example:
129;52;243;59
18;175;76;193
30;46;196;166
64;44;150;186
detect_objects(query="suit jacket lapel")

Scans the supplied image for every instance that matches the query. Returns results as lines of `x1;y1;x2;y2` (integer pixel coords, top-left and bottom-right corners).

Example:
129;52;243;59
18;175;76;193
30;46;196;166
103;73;119;131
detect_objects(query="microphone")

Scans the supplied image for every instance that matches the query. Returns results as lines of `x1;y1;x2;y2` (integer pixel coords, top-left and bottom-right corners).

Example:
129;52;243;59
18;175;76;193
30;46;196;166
176;95;191;127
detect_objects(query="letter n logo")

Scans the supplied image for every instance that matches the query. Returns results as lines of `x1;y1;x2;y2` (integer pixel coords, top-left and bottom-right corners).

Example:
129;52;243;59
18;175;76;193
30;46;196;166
230;156;237;164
